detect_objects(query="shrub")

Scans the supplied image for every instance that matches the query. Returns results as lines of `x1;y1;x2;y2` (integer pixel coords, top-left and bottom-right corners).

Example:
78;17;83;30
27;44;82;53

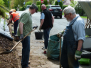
63;5;68;10
75;3;85;16
25;1;31;7
55;1;63;9
36;1;41;5
0;7;6;17
19;6;25;11
0;4;9;18
0;0;4;5
37;5;41;12
43;0;48;5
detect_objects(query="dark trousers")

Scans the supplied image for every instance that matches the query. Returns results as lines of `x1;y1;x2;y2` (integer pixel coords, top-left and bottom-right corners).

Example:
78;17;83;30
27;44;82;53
14;19;19;35
21;36;30;68
43;28;51;49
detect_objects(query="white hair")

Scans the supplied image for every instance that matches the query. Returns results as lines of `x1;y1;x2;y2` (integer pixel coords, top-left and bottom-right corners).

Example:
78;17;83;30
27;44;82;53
63;6;76;14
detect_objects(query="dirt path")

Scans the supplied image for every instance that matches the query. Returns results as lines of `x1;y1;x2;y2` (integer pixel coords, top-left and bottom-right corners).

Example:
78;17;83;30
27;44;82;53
16;31;59;68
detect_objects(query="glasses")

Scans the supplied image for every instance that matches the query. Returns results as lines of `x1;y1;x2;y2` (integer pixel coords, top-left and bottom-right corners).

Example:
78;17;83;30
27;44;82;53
64;13;70;17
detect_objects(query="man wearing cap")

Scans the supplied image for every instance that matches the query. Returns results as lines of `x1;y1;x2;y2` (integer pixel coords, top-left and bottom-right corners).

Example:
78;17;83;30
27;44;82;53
17;4;38;68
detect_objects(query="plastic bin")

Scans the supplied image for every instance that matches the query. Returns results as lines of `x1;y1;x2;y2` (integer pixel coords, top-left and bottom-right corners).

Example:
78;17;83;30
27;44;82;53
35;31;43;40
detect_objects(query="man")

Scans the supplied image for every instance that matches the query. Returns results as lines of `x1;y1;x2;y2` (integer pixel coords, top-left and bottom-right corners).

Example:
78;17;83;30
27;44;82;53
17;4;38;68
8;10;20;35
39;4;54;54
61;6;85;68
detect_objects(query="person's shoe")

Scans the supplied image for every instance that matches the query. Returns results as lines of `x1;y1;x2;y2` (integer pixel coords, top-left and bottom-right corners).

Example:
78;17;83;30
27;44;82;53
44;51;46;54
44;49;47;54
28;61;30;64
42;47;45;50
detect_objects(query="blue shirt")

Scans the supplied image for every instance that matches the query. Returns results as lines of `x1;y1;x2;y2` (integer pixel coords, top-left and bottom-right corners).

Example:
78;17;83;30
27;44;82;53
69;14;85;41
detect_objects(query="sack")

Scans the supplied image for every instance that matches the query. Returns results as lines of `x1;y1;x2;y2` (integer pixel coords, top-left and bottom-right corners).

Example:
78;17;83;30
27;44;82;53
47;34;62;60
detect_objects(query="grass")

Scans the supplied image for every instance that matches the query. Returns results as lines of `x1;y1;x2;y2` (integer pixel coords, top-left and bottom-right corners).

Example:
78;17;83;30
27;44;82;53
81;16;87;19
62;12;87;19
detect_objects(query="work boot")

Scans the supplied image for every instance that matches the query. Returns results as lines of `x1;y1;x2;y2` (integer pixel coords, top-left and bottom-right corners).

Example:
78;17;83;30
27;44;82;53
42;47;45;50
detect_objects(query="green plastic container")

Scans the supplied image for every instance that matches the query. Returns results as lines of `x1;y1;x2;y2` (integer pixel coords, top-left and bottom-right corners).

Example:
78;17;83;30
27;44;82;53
78;58;91;65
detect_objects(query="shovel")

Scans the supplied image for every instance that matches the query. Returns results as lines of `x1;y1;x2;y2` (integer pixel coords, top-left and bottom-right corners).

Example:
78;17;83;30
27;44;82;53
0;26;38;55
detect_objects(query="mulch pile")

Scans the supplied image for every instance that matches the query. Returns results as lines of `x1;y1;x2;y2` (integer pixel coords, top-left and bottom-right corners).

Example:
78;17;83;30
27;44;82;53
0;35;19;68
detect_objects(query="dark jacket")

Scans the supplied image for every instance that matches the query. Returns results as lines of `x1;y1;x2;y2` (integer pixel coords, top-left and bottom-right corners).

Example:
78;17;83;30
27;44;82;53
41;9;52;29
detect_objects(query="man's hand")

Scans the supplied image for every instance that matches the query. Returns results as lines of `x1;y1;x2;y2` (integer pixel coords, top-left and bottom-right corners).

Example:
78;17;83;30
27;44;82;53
75;50;82;59
20;34;23;40
57;31;64;37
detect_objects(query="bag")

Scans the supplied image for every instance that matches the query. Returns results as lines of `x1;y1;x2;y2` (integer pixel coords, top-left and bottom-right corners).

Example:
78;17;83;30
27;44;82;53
47;34;62;60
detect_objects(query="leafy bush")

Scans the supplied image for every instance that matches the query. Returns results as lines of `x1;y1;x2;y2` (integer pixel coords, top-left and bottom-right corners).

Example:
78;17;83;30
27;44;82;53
46;5;49;8
37;5;41;12
75;3;85;16
25;1;31;7
36;1;41;5
63;5;68;10
0;7;6;17
0;4;9;18
19;6;25;11
55;1;63;9
0;0;4;5
43;0;48;5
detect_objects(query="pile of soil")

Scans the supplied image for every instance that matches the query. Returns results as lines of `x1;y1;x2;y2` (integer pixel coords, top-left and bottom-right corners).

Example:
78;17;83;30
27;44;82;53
0;35;19;68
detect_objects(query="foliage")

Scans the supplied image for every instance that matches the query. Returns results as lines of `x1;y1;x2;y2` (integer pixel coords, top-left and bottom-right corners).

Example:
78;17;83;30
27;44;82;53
75;3;85;16
43;0;48;5
25;1;32;7
0;0;4;5
70;0;78;8
63;5;68;10
55;1;63;9
0;6;6;17
19;6;25;11
37;5;41;12
3;0;10;8
36;1;41;5
49;0;54;4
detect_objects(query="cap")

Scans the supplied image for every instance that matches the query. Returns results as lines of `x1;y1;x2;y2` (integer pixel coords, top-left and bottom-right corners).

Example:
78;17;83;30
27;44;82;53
30;4;38;12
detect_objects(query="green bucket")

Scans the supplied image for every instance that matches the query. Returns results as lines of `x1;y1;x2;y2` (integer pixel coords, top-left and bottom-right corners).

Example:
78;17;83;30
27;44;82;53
78;58;91;65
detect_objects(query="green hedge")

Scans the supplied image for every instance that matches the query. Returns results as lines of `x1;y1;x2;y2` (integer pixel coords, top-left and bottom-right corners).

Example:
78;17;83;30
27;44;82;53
63;5;68;10
25;1;32;7
43;0;48;5
55;1;63;9
36;1;41;5
19;6;25;11
37;5;41;12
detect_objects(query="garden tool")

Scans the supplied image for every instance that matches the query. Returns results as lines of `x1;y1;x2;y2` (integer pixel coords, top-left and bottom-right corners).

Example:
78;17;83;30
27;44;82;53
0;26;38;55
57;31;64;68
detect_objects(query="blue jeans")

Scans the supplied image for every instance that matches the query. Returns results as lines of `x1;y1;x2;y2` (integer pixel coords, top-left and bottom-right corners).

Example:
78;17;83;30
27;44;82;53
43;28;51;49
14;19;19;35
21;36;30;68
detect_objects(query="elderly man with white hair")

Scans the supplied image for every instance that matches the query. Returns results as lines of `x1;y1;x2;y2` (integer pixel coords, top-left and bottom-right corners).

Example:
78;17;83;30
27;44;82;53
60;6;85;68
